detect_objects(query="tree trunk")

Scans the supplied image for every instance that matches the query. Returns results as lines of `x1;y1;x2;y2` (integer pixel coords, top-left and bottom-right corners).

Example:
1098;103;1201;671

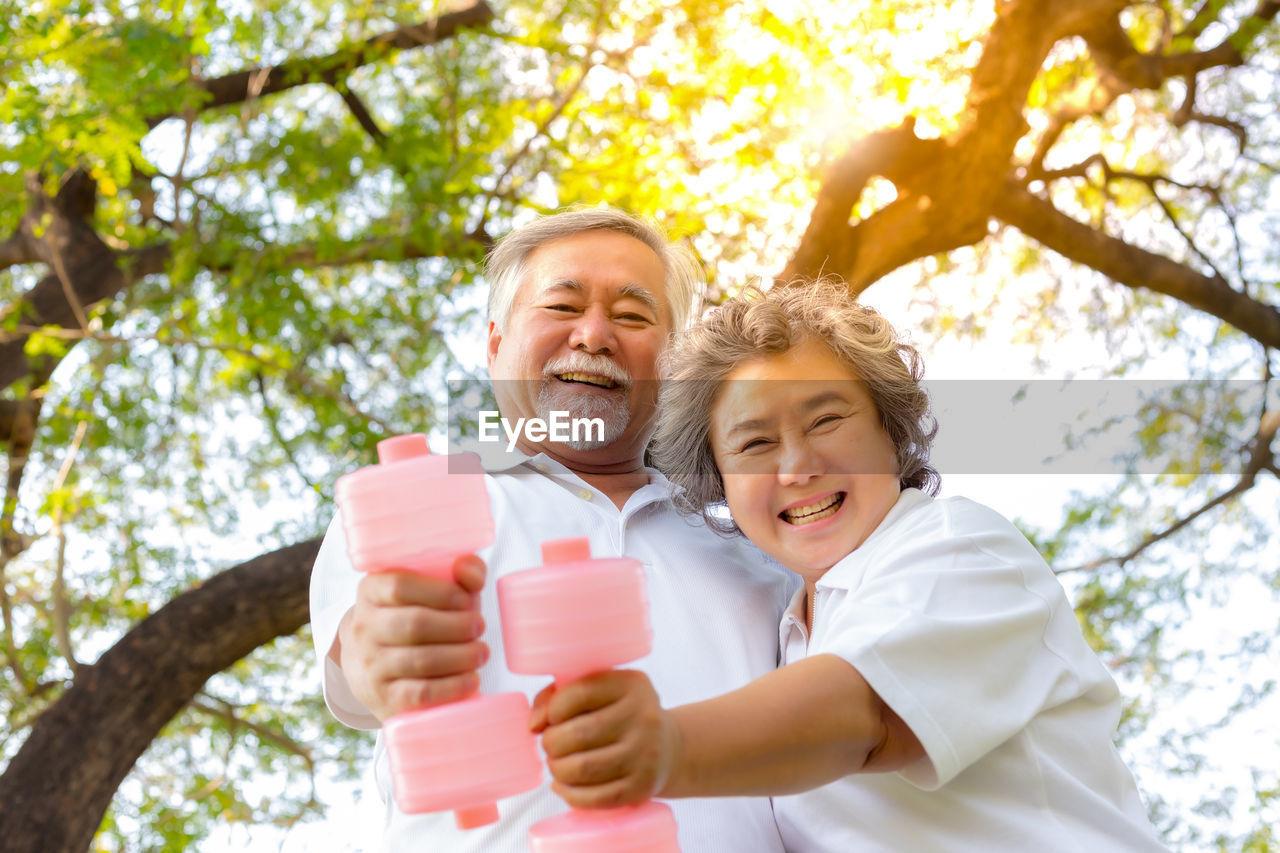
0;538;320;853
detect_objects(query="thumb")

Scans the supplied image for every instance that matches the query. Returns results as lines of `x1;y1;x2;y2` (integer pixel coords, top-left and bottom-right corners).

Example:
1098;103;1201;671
529;683;556;733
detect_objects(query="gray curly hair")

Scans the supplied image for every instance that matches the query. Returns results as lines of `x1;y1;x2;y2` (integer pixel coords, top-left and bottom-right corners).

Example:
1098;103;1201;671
651;279;939;533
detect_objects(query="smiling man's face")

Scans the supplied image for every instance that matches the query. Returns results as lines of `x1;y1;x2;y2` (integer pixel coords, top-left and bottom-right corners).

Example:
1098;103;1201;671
486;229;671;464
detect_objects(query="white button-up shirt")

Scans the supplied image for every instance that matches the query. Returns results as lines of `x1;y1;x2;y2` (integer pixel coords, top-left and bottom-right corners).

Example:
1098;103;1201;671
774;489;1167;852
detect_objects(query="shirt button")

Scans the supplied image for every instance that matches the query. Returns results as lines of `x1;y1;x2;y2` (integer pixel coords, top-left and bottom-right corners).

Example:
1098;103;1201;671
577;489;593;501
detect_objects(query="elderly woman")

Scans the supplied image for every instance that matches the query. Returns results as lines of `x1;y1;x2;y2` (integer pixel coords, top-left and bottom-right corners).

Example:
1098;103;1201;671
532;280;1167;852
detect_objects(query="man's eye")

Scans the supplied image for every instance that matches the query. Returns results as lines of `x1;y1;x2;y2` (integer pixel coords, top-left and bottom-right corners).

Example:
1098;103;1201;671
546;304;579;313
616;312;653;324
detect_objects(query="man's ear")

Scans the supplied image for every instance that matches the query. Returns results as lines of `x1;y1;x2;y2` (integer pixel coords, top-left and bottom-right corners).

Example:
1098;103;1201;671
486;320;501;370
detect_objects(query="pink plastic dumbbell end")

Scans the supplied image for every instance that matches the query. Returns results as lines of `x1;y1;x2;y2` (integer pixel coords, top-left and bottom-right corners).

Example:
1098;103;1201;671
334;434;541;828
529;803;680;853
334;433;494;578
497;537;652;687
498;538;680;851
384;692;544;829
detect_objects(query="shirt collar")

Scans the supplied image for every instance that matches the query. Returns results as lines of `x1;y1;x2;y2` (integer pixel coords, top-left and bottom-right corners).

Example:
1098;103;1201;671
457;437;532;473
782;584;807;627
456;436;670;492
778;584;809;658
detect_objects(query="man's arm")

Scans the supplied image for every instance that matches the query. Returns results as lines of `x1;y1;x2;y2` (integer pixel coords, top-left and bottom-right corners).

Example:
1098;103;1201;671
534;653;924;807
333;555;491;722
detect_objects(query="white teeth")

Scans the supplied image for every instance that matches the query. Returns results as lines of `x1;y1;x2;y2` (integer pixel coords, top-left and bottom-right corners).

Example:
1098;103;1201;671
557;372;618;389
782;494;843;525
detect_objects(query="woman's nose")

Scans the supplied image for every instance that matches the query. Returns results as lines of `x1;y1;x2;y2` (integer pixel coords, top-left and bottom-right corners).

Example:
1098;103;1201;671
777;438;822;485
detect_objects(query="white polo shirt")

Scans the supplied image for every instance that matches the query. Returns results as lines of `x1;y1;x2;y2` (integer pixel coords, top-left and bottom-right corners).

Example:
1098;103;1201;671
774;488;1168;853
310;449;796;853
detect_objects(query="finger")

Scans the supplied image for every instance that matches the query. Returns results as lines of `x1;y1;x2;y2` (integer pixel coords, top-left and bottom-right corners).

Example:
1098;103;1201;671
367;640;490;683
551;779;646;810
367;605;485;646
549;771;649;809
385;670;482;713
545;672;630;726
546;739;636;788
452;554;487;595
360;571;475;610
540;704;632;759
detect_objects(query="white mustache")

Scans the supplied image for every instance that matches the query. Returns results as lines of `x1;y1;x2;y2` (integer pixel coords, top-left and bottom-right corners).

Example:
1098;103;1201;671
543;353;633;390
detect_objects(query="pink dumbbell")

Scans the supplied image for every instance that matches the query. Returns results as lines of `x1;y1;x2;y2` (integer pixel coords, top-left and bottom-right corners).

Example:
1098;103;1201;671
497;537;681;853
335;433;542;829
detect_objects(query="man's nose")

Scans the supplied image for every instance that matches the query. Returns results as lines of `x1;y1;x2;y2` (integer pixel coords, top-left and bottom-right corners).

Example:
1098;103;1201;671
568;307;617;354
777;438;822;485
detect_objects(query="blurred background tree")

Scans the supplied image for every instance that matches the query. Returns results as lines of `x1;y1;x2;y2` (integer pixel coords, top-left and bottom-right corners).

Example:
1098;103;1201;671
0;0;1275;850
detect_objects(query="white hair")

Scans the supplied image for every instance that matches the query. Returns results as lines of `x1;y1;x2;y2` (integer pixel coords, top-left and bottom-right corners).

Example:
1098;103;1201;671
484;207;703;333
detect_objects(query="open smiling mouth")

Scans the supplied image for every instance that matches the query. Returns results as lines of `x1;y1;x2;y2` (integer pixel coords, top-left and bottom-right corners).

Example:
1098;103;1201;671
556;372;621;389
780;492;845;525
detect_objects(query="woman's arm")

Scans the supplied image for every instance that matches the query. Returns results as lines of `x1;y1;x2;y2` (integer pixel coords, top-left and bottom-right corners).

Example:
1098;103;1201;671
534;653;924;808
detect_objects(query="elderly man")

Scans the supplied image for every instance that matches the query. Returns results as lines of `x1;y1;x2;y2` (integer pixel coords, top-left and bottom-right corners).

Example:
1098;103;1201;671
310;208;794;851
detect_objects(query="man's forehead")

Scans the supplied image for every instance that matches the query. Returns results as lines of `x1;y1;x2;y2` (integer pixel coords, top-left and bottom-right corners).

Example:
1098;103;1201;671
531;278;662;308
524;233;663;280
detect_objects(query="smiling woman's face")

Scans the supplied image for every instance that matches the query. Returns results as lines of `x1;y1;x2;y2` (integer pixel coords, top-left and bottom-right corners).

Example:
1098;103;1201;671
710;337;902;581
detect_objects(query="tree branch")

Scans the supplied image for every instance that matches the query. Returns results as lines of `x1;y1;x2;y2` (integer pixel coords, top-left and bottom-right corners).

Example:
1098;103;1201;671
962;0;1089;142
5;325;395;432
1038;158;1248;289
1175;0;1226;43
0;402;17;440
245;227;488;271
336;84;387;148
50;421;88;673
1084;0;1280;90
255;373;322;496
1029;1;1276;175
191;692;315;768
146;1;495;127
785;0;1088;288
1174;108;1249;152
779;121;941;283
1058;408;1279;573
476;0;609;235
0;366;55;696
990;180;1280;348
0;229;38;271
1027;78;1124;178
1046;159;1236;285
0;212;483;398
0;241;170;395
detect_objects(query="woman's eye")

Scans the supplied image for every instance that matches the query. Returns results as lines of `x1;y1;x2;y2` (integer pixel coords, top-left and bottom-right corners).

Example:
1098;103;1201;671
740;438;771;452
811;414;842;430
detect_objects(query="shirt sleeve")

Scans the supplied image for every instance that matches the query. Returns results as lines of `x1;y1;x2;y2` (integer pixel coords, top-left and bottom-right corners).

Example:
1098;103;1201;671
813;500;1089;790
310;513;380;730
